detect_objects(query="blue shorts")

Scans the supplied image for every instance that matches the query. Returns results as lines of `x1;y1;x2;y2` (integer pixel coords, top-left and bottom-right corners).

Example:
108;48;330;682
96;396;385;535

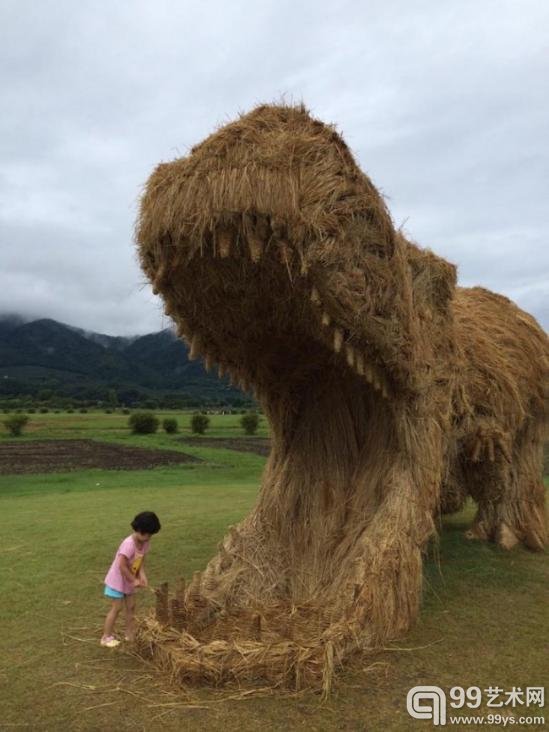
104;584;126;599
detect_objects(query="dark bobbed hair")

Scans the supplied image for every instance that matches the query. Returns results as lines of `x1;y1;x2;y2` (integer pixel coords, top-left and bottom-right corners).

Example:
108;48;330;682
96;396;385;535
131;511;161;535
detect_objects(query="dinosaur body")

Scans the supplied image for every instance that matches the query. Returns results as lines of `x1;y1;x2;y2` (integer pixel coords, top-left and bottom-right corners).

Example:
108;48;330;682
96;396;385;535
135;104;548;690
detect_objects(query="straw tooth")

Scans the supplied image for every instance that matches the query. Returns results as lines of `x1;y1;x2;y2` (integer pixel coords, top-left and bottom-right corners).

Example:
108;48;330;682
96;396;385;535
310;287;320;305
346;344;355;367
321;311;331;327
333;327;343;353
152;263;166;295
248;236;262;263
218;363;226;379
279;241;292;265
204;353;213;372
189;334;201;360
164;300;175;318
471;437;483;462
363;363;373;383
355;353;364;375
218;230;231;258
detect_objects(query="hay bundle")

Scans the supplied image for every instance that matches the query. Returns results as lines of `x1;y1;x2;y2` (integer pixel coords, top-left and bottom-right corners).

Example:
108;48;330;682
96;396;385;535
135;103;548;691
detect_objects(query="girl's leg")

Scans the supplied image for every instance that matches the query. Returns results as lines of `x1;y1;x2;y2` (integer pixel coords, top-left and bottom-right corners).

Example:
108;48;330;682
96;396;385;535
103;599;123;639
124;593;136;641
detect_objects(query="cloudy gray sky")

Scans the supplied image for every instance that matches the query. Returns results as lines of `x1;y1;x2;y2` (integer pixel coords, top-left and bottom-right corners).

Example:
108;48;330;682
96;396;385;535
1;0;548;335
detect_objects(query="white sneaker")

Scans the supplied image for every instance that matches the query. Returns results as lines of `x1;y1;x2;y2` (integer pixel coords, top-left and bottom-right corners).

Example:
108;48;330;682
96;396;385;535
100;635;121;648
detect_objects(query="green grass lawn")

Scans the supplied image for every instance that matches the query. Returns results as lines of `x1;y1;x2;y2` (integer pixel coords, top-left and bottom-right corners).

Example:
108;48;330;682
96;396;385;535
0;414;547;731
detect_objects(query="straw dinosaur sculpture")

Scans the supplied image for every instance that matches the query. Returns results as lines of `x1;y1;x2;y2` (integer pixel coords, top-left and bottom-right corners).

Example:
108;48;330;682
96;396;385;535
135;104;548;692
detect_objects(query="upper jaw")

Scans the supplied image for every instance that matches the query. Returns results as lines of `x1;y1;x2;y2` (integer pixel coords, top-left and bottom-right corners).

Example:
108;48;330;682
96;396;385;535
135;104;415;401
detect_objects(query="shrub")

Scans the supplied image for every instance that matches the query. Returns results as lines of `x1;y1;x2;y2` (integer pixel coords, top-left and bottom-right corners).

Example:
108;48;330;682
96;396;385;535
104;409;112;414
240;411;259;435
190;413;209;434
122;408;131;415
163;417;178;434
129;412;159;434
28;408;36;414
79;408;88;414
67;409;74;414
4;414;29;437
39;407;49;414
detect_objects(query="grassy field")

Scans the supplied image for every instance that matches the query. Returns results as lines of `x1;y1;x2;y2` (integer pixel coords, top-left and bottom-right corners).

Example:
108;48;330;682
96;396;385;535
1;413;547;731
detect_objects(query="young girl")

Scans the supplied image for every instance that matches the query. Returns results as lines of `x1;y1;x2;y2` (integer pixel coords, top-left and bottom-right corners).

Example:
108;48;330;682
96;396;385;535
101;511;161;647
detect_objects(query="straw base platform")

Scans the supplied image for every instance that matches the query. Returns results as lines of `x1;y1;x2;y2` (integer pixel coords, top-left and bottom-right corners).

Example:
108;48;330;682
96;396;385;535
135;103;549;693
136;603;368;694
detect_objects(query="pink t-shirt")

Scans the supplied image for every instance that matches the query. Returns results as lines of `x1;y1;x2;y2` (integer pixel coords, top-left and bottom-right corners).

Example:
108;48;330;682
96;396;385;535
104;534;150;595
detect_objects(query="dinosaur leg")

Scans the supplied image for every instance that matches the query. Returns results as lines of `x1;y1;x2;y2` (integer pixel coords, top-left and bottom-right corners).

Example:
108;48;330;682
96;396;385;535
465;421;547;550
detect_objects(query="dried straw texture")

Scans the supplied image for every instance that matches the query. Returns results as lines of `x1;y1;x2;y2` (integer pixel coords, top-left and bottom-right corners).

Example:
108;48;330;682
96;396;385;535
135;104;548;692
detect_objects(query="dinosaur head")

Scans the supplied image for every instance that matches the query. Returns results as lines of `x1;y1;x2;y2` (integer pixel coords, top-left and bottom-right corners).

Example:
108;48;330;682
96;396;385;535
136;104;454;405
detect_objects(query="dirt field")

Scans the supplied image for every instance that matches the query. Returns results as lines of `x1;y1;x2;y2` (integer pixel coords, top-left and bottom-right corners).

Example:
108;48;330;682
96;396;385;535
0;439;201;474
181;436;271;457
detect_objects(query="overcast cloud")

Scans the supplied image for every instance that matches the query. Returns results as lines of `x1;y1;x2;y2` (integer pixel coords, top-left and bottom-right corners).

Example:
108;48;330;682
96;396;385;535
1;0;547;334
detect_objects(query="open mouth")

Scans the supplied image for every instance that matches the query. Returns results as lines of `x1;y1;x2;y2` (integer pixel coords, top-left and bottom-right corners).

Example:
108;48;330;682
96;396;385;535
152;224;392;405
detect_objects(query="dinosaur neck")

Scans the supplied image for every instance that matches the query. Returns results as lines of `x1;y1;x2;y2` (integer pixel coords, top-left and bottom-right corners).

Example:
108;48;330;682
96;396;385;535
256;372;397;602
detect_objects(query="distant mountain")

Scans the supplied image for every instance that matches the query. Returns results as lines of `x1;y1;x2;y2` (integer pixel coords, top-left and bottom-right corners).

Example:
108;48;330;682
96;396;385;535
0;313;33;338
66;324;137;352
0;316;251;407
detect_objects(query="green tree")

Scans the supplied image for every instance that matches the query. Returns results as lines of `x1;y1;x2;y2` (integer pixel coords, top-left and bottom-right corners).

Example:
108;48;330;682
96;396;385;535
240;411;260;435
4;414;29;437
129;412;159;434
163;417;178;434
190;413;209;434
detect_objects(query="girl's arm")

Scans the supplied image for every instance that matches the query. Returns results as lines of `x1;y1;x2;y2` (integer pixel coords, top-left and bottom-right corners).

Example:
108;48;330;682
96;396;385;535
137;556;148;587
117;554;137;585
